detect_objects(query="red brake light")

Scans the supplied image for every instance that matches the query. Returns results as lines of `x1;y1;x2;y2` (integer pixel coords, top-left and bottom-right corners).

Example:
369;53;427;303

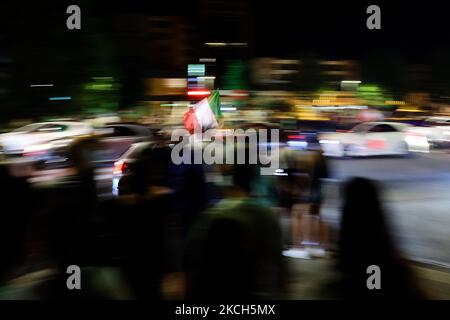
287;135;306;139
187;90;211;96
113;161;127;174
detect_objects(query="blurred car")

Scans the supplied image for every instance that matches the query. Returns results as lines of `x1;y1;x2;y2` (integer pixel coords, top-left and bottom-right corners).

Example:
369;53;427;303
406;117;450;148
111;141;166;196
318;122;426;157
0;121;93;164
93;123;153;167
283;120;350;151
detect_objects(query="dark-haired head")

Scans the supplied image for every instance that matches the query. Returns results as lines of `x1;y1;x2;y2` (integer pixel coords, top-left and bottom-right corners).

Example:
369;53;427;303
340;177;394;265
230;144;258;194
338;177;422;298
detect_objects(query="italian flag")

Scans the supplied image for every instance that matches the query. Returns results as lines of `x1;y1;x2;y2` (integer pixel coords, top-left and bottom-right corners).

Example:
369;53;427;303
184;90;222;133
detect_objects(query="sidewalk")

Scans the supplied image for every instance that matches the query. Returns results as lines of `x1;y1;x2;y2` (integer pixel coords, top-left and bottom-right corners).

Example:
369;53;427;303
285;256;450;299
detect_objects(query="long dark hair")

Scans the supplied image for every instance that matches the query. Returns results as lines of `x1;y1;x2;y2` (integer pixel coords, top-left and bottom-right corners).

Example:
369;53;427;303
338;177;422;299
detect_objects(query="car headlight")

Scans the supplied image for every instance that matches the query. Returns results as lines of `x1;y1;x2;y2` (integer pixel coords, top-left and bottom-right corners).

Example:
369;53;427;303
50;139;73;148
23;143;51;154
319;139;340;145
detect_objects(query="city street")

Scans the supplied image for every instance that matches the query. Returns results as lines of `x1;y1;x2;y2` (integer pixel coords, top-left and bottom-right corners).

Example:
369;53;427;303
3;0;450;303
322;151;450;267
29;150;450;267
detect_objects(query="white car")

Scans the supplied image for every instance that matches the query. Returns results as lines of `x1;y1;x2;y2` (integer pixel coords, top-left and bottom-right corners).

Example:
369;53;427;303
0;121;93;159
318;122;429;157
407;117;450;148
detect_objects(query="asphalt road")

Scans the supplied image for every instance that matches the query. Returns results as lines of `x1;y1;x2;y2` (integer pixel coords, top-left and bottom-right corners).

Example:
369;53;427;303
321;151;450;267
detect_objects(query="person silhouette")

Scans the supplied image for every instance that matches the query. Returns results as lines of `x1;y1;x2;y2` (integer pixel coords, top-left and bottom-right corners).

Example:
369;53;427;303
337;177;423;299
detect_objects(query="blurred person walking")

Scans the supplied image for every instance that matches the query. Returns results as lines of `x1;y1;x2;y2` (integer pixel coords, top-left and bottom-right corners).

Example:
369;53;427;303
333;177;424;299
185;147;284;300
0;165;35;298
43;137;133;299
278;144;330;255
111;143;176;299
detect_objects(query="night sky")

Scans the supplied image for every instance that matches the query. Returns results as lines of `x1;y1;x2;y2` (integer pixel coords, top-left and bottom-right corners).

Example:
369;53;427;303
96;0;450;61
252;1;450;60
2;0;449;61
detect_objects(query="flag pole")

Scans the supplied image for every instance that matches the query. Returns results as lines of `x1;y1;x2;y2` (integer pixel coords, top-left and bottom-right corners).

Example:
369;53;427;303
216;88;225;128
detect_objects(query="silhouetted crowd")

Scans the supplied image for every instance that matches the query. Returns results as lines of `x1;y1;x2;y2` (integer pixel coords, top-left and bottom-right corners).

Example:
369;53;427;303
0;133;424;300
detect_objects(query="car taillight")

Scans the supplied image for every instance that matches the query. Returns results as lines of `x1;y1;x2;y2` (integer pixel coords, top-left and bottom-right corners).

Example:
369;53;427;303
113;161;128;175
287;135;306;140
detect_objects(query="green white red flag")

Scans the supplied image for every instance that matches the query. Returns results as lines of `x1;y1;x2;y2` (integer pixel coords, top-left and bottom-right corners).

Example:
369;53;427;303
183;90;222;133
